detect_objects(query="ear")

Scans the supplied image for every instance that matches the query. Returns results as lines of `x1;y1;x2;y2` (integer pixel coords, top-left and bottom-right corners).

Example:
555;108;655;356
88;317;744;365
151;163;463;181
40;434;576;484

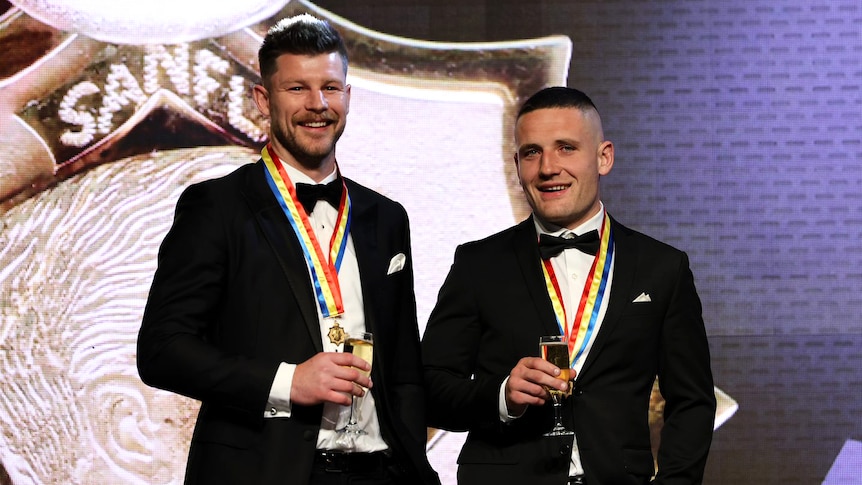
251;84;270;117
597;140;614;176
513;152;526;182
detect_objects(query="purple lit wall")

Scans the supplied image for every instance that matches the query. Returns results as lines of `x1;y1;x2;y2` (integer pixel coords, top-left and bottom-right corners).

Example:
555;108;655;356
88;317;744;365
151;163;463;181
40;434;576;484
316;1;862;483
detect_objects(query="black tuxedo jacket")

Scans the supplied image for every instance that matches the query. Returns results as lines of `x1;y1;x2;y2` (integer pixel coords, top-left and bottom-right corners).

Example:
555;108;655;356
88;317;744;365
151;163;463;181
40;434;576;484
422;216;715;485
137;161;439;485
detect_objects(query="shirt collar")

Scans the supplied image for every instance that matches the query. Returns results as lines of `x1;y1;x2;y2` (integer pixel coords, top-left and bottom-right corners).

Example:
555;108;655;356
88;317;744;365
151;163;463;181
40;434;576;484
280;160;339;186
532;202;605;238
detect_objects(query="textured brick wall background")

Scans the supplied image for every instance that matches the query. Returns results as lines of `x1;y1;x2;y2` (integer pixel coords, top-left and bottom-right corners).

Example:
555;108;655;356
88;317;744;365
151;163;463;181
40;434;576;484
317;0;862;337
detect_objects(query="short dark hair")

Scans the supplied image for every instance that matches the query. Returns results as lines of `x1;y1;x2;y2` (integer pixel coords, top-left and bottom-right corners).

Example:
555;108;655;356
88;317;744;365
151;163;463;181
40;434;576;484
516;86;600;120
258;14;349;86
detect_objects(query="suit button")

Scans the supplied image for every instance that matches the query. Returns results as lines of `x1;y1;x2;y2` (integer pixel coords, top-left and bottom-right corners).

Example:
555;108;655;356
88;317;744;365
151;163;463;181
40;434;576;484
559;443;572;456
302;430;316;441
572;387;583;396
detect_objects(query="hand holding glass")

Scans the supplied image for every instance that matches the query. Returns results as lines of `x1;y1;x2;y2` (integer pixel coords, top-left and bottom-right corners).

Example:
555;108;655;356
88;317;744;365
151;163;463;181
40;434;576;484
540;335;574;437
336;332;373;442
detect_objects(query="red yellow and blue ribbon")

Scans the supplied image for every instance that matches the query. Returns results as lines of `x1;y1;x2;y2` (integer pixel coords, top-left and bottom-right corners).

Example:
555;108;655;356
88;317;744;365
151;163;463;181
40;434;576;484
540;211;614;368
260;144;352;318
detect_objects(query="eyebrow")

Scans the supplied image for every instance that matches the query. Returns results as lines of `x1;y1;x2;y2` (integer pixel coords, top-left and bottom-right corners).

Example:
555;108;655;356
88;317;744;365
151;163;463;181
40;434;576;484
518;138;580;150
554;138;580;146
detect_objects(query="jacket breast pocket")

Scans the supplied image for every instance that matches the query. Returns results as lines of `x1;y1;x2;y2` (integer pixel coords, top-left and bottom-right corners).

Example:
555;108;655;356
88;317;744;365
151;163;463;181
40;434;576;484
620;297;664;318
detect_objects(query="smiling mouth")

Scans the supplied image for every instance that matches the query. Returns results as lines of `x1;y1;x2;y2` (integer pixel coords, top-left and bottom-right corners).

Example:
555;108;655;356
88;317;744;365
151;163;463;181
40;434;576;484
300;120;331;128
539;185;568;193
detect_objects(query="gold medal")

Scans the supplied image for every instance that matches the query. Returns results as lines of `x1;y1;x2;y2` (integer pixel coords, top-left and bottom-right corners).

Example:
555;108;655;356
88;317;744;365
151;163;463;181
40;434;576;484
327;320;346;346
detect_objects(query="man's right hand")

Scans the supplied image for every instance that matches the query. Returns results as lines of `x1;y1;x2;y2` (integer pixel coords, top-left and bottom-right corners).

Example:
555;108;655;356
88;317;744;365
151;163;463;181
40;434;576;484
504;356;571;417
291;352;372;407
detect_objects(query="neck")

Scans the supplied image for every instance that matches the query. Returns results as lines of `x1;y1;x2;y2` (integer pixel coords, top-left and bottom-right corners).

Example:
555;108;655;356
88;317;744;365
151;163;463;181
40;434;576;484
268;143;337;183
294;160;337;184
536;202;604;232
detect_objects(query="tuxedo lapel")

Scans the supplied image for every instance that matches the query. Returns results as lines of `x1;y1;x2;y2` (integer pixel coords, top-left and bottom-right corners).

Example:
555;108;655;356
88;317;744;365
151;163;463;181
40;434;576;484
341;180;393;391
577;218;635;379
512;218;563;337
241;161;324;352
344;179;383;332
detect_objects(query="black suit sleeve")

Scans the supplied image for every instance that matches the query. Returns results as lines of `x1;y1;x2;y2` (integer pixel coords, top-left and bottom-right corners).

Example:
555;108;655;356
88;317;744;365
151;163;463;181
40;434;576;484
383;209;430;446
136;181;277;416
654;252;716;485
422;243;509;433
354;193;440;485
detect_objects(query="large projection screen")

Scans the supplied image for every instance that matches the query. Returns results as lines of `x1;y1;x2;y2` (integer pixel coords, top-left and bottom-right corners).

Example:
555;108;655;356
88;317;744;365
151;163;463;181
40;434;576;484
1;1;860;484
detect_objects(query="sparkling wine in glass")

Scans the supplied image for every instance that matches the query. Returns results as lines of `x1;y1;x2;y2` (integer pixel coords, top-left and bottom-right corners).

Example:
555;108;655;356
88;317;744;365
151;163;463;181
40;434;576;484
336;332;373;441
540;335;574;437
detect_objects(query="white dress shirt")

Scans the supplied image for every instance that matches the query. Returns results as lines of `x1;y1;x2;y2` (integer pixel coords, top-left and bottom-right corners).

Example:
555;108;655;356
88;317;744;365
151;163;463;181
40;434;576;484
263;162;388;453
498;203;615;476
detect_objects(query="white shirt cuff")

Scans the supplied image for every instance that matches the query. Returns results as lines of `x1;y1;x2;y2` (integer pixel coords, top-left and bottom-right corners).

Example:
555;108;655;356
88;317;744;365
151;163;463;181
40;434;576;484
265;362;295;418
498;376;526;423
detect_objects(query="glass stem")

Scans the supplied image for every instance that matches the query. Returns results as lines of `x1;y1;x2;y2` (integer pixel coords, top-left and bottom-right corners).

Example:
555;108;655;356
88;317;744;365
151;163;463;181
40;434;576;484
348;396;357;426
554;402;563;427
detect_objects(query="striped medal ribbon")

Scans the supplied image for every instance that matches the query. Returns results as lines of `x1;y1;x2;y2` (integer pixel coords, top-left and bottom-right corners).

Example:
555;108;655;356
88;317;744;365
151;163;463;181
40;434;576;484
540;211;614;367
260;145;352;326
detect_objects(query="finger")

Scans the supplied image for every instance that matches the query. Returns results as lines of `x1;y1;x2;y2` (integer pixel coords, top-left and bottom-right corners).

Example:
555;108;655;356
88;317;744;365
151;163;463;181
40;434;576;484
324;390;354;407
326;376;359;394
350;382;369;398
538;373;569;392
518;368;565;391
329;352;372;374
529;358;565;376
327;365;372;389
327;352;364;367
509;377;549;399
345;372;372;390
355;375;372;389
352;354;372;371
514;358;562;384
317;378;365;406
510;388;547;407
514;372;568;401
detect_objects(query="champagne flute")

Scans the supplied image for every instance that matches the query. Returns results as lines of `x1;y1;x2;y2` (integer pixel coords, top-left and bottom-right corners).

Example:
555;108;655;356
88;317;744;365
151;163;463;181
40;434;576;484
336;332;374;439
540;335;574;437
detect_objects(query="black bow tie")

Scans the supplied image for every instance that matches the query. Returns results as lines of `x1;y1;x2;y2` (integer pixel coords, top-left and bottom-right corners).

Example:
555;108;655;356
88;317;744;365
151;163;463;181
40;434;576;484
538;231;600;259
294;179;343;212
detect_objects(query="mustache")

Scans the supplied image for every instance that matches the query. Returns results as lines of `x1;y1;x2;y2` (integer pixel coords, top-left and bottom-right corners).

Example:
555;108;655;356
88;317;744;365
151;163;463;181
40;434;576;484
296;115;337;123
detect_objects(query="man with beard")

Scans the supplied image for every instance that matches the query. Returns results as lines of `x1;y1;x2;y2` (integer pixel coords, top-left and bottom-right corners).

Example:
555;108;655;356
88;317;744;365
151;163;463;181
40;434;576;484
137;15;439;485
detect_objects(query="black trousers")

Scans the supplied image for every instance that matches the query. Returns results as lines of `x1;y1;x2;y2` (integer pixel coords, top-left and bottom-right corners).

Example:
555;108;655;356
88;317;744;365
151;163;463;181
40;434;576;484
310;451;395;485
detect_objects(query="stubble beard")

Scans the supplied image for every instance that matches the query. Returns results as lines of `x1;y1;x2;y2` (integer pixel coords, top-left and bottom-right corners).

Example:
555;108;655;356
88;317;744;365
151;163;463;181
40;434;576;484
272;119;345;170
528;188;598;230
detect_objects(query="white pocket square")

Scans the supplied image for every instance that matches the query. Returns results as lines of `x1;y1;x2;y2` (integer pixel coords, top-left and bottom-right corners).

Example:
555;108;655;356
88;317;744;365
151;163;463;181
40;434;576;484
633;292;651;303
387;253;406;275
